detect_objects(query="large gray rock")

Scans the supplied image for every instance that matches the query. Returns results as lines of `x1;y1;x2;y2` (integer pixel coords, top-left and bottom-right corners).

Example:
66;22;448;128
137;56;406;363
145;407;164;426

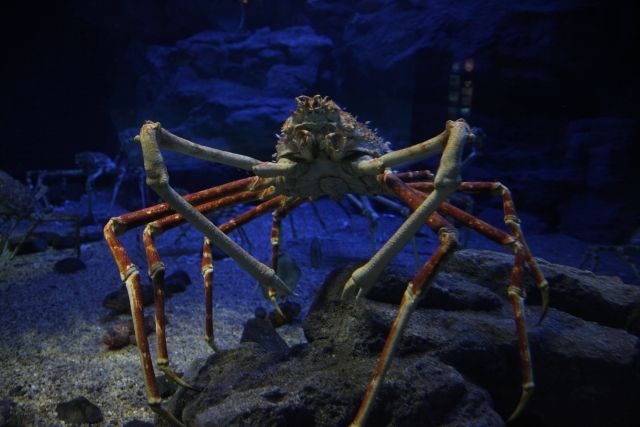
133;26;333;164
160;250;640;426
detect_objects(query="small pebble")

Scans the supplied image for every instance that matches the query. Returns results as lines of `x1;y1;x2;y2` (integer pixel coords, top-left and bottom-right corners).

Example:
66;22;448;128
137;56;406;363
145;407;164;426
8;236;48;255
103;285;154;314
268;301;302;327
0;399;17;426
55;396;103;424
123;421;154;427
54;257;86;274
241;315;289;354
156;374;179;398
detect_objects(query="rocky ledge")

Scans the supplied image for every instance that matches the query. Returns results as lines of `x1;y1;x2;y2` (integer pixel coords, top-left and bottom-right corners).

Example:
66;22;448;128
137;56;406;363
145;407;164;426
160;249;640;427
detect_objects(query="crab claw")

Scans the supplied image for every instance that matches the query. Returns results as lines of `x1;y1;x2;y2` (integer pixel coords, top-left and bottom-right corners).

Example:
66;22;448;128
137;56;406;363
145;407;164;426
341;267;371;302
267;287;286;319
341;275;359;301
264;269;298;298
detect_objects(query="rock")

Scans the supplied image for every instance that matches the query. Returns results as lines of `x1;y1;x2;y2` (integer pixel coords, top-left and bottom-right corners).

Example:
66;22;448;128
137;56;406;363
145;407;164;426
165;270;192;295
365;267;503;312
133;25;333;169
7;236;48;255
240;311;289;354
268;300;302;327
160;250;640;427
53;257;86;274
102;315;155;350
157;374;179;399
123;421;154;427
55;396;103;424
442;249;640;332
0;399;18;427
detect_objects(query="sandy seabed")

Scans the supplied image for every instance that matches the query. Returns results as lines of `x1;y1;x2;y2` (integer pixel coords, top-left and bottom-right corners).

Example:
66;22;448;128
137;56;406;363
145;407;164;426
0;197;628;426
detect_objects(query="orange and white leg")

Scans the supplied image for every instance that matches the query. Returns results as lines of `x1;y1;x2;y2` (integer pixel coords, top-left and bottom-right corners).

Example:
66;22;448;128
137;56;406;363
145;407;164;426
350;175;457;427
142;188;281;374
104;179;276;427
409;180;549;320
409;180;546;420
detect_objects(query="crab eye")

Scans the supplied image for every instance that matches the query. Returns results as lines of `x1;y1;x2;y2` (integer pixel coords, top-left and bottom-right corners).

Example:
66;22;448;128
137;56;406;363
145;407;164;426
295;129;312;145
294;129;316;160
325;133;345;152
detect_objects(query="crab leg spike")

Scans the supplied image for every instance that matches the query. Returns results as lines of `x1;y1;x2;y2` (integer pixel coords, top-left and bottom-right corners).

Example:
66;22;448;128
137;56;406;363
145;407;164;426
350;228;458;427
138;122;295;298
343;120;472;299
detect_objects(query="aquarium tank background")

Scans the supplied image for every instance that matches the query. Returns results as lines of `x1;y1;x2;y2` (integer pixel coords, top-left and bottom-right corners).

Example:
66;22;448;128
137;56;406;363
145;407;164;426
0;1;638;426
1;0;638;245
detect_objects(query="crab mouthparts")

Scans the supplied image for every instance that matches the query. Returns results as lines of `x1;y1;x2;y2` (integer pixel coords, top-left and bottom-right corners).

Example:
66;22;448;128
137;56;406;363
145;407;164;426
319;176;349;199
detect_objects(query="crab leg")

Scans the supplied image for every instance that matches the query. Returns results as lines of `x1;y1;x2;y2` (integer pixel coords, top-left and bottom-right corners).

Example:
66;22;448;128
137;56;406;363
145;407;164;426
104;180;275;426
112;176;269;232
143;187;276;388
409;181;545;420
138;122;293;298
394;169;435;181
103;220;183;426
270;198;305;272
145;192;287;358
353;120;475;176
342;120;473;299
409;181;549;320
193;196;292;349
350;177;457;427
436;201;535;420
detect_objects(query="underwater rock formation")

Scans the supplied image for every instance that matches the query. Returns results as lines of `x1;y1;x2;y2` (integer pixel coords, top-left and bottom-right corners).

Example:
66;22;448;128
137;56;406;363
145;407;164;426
126;25;334;169
159;249;640;427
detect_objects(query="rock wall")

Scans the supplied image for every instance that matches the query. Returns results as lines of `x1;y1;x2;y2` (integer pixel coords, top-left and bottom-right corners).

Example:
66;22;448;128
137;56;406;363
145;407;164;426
1;0;637;242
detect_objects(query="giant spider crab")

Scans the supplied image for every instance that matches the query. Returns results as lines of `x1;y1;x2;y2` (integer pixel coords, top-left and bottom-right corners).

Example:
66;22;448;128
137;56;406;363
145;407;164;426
104;95;549;426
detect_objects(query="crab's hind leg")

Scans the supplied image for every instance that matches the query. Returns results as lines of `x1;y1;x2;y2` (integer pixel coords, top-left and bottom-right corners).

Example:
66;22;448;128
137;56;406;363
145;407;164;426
104;217;184;426
410;180;549;320
103;177;269;426
410;180;546;420
142;187;280;385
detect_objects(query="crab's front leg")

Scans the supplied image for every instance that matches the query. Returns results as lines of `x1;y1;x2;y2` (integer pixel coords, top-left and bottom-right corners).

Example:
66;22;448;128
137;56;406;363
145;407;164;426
342;119;473;299
137;122;294;298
